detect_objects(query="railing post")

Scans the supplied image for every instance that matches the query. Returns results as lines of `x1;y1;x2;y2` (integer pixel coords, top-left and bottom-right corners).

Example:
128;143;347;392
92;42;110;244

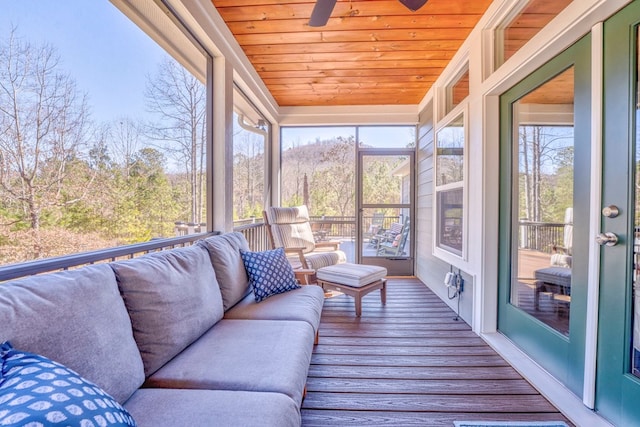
174;221;186;236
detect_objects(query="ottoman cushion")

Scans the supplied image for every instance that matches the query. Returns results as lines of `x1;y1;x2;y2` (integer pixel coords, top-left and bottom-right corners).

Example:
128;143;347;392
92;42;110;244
317;263;387;287
534;266;572;288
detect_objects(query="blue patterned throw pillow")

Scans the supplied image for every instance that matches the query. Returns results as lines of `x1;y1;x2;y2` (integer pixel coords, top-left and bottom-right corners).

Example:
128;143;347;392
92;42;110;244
0;341;137;427
240;247;301;302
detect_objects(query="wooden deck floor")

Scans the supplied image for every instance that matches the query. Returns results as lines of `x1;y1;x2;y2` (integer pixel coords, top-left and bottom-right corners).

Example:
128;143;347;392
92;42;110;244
301;278;573;427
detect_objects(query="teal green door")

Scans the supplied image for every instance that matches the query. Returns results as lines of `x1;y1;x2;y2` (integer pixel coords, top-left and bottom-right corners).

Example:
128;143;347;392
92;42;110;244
596;1;640;425
498;35;591;396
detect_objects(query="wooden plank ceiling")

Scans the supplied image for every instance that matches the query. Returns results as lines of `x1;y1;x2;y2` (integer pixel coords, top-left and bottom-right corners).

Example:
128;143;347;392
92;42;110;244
211;0;493;106
211;0;564;107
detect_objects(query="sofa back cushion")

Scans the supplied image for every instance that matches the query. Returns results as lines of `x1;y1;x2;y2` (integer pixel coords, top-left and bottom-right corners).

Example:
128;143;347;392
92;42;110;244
198;232;252;311
0;264;144;404
111;244;223;377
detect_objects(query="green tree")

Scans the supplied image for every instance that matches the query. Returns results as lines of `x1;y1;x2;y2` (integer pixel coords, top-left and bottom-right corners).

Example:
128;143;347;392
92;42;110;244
124;148;179;241
362;157;403;206
310;137;355;216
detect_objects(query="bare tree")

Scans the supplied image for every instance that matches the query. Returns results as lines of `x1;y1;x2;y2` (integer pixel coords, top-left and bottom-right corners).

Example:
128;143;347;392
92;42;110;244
0;28;90;239
232;115;265;219
145;57;206;224
519;125;573;222
109;117;143;178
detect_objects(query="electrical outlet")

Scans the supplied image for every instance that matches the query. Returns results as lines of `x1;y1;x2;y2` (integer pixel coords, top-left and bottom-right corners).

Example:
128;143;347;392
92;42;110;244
455;274;464;293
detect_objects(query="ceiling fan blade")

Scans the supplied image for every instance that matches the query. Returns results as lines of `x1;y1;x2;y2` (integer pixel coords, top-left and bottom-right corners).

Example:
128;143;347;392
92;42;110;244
398;0;428;12
309;0;338;27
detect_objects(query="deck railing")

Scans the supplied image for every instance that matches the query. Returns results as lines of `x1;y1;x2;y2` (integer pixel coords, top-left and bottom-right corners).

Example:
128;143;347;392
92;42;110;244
309;216;355;240
519;220;566;253
233;220;270;252
308;215;403;240
0;232;219;283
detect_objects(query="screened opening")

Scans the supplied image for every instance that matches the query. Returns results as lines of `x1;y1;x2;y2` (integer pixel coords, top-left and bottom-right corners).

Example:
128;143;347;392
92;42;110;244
233;87;268;224
0;1;208;265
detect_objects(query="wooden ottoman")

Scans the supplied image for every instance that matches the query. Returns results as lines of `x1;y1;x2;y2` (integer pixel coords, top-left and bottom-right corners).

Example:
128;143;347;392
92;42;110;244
316;263;387;317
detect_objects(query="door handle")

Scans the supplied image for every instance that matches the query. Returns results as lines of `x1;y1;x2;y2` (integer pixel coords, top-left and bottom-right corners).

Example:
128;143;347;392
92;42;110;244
595;232;619;247
602;205;620;218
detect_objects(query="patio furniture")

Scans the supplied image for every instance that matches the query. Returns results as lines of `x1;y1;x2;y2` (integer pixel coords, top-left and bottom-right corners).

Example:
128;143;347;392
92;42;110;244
0;232;324;426
370;219;402;248
377;217;410;256
533;266;571;311
264;205;347;275
317;263;387;317
365;212;385;245
311;221;329;242
533;208;573;311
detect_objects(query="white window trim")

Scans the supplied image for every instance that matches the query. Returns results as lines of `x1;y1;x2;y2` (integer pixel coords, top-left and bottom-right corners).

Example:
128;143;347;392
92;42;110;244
433;105;469;265
490;0;533;73
437;54;470;121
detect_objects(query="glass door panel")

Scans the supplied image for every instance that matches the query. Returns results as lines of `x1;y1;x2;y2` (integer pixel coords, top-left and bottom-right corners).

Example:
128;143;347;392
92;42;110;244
498;35;590;395
510;67;575;336
633;25;640;381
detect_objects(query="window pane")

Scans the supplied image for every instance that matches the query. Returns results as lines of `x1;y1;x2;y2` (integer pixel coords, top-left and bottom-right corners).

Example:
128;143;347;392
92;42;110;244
445;68;469;115
495;0;573;69
437;188;463;256
0;1;207;265
280;127;355;218
510;67;574;336
358;126;416;149
436;115;465;186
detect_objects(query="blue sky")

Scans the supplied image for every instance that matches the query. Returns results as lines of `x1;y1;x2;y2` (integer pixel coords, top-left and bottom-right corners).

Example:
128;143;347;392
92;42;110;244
0;0;167;124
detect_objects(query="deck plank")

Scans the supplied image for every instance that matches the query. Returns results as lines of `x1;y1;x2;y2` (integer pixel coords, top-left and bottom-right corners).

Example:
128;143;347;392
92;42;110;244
302;278;573;426
302;411;569;427
306;378;539;394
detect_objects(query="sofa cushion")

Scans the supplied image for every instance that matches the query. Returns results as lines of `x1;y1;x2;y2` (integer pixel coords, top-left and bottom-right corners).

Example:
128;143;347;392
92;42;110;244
534;266;572;289
145;319;314;406
0;264;144;404
0;342;136;426
111;244;223;377
198;232;252;311
225;285;325;334
125;389;300;427
241;247;301;302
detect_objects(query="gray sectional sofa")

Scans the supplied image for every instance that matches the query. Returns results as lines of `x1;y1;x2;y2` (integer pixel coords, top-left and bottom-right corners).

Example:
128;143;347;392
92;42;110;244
0;232;325;426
